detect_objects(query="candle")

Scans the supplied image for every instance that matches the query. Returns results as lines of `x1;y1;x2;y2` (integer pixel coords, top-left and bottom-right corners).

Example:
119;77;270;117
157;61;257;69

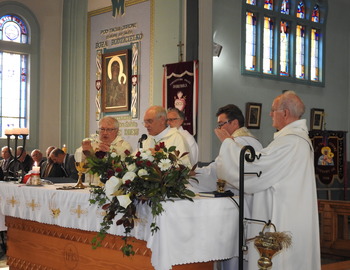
4;128;12;135
19;128;29;135
12;128;21;135
32;162;40;173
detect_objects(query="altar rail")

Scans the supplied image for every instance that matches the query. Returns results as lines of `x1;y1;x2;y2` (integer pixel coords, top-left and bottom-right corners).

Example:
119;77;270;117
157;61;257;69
318;200;350;259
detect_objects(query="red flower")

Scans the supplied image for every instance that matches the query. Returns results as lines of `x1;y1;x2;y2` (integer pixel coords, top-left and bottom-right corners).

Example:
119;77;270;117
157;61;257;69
159;142;165;149
115;167;123;173
154;144;160;151
124;149;131;156
107;169;114;178
146;160;152;167
95;150;106;159
124;180;131;186
136;151;141;157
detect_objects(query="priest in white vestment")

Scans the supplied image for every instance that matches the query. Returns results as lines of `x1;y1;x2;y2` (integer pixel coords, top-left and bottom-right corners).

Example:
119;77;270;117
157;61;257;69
142;106;191;167
167;107;198;166
216;91;321;270
190;104;262;270
75;116;132;184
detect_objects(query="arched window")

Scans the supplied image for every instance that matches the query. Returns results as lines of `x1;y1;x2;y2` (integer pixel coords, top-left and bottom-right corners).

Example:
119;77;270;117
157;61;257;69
0;3;39;145
242;0;328;86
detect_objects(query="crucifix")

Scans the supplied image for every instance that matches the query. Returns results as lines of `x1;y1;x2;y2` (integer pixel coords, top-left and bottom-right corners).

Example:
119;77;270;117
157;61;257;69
177;41;184;62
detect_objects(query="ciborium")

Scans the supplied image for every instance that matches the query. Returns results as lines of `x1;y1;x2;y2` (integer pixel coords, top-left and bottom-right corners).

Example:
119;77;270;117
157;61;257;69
74;162;89;189
254;223;292;270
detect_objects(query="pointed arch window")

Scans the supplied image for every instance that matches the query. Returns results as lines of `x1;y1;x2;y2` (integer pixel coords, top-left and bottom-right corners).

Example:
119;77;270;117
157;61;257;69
242;0;327;86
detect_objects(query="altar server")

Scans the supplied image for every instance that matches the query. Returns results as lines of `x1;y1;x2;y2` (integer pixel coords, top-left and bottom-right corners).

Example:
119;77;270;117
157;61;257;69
217;91;320;269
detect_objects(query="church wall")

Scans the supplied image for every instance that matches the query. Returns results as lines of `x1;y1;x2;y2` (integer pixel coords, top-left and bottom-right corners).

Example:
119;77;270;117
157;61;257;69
212;0;350;161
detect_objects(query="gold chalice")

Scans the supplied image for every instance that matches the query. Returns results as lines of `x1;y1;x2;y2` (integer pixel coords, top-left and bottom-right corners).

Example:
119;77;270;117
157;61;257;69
74;162;89;189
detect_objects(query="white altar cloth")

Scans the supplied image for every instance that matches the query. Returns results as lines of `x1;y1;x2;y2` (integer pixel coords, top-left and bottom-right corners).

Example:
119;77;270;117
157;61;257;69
0;181;240;270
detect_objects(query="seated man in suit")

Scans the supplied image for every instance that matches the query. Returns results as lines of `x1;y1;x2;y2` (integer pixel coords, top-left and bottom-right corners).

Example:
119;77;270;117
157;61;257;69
41;146;66;178
0;146;13;178
49;148;78;180
16;146;34;174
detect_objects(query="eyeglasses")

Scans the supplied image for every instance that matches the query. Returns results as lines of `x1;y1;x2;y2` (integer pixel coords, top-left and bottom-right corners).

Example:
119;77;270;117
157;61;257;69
270;108;284;113
217;120;231;129
98;128;117;133
167;118;180;122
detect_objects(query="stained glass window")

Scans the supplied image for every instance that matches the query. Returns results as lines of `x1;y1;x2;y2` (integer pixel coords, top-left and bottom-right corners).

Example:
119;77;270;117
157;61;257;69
280;21;289;76
296;25;305;79
242;0;326;85
312;5;320;23
0;14;29;136
246;0;256;5
245;12;257;71
297;1;305;19
281;0;290;15
311;28;320;81
264;0;273;10
263;17;274;74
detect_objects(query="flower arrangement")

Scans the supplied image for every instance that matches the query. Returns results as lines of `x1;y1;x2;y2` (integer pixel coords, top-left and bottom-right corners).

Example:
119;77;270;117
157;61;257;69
87;142;197;256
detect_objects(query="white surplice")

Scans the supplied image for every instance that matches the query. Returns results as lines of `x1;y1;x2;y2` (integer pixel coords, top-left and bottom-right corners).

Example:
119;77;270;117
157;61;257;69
142;127;191;167
217;119;321;270
178;126;198;166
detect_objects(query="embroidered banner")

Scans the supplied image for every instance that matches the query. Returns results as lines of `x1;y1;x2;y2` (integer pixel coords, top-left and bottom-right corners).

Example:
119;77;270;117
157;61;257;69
162;61;199;135
309;130;347;186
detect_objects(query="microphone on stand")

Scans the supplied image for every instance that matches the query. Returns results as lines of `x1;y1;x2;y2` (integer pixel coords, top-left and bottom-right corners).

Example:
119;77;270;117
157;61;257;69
138;134;148;149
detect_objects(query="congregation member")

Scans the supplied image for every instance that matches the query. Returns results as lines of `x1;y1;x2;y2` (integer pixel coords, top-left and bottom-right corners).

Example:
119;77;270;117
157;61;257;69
31;149;45;166
167;107;198;165
142;105;191;167
216;91;320;269
0;146;13;177
41;146;66;178
49;148;78;180
15;146;34;174
192;104;262;193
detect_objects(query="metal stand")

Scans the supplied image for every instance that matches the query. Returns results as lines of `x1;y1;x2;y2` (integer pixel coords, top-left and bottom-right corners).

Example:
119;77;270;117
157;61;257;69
239;145;261;269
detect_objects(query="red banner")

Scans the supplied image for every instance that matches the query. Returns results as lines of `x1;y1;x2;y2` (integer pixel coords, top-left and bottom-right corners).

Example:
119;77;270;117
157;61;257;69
162;61;199;135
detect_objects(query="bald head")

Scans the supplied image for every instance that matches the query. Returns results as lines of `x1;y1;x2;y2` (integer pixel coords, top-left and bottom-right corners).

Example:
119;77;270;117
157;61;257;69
270;90;305;130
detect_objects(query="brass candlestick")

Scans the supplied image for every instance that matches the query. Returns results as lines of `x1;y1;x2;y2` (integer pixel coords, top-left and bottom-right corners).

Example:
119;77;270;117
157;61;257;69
74;162;89;189
254;223;292;270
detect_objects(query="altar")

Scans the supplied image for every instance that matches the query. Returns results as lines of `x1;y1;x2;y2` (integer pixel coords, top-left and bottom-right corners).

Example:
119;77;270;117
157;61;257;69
0;182;240;270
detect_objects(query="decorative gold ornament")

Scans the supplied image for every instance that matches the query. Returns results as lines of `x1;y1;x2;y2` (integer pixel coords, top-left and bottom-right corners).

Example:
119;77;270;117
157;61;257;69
254;223;292;270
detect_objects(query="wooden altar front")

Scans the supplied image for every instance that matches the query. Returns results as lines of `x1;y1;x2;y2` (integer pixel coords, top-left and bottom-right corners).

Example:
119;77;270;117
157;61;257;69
5;216;212;270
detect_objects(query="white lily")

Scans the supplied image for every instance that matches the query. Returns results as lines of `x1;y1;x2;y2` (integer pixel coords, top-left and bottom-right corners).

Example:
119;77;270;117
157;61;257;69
105;176;122;201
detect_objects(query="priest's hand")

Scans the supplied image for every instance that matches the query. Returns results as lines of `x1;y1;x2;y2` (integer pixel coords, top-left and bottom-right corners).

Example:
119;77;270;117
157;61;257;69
98;142;111;152
214;128;232;142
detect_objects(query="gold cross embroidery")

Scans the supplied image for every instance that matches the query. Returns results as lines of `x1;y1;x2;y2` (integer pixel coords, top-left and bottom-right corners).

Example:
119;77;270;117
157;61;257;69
7;196;19;207
70;205;87;218
27;199;40;211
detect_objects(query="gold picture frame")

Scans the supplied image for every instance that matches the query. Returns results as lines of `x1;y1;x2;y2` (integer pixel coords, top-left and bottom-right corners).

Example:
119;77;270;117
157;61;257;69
102;49;130;112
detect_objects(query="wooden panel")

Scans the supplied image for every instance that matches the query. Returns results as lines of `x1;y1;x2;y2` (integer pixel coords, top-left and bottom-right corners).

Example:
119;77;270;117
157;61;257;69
5;216;213;270
318;200;350;259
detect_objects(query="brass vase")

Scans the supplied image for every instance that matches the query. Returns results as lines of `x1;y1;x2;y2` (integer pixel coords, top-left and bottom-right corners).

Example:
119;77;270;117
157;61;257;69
254;223;292;270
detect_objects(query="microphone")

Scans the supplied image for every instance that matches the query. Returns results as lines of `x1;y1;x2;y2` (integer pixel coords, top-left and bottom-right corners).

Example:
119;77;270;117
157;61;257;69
138;134;148;149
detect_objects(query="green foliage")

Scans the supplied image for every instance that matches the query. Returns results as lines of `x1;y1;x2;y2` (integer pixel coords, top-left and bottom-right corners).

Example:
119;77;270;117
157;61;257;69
88;143;196;256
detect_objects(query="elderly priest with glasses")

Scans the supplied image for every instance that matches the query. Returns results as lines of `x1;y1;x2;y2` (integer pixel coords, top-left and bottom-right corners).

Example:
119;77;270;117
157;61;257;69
75;116;132;183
